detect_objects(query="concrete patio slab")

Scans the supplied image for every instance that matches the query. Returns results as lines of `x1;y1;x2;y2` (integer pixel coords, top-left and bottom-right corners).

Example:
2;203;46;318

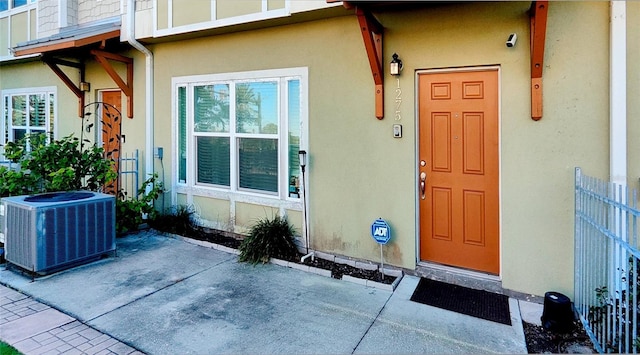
0;231;529;354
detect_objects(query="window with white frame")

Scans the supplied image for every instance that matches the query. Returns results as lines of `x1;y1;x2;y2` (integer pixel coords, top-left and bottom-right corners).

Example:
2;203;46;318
0;0;35;12
1;88;56;159
175;68;306;200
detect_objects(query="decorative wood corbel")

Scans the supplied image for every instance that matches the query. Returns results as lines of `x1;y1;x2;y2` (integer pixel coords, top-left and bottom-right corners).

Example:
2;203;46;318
42;57;86;117
90;49;134;118
355;7;384;119
530;1;548;121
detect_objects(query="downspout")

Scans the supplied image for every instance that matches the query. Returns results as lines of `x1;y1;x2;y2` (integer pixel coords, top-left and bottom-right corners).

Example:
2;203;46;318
126;0;155;190
610;1;626;188
610;0;627;297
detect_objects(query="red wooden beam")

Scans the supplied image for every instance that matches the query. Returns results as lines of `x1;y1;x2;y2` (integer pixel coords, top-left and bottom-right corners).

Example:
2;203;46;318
530;1;548;121
90;49;134;118
356;7;384;119
42;57;85;117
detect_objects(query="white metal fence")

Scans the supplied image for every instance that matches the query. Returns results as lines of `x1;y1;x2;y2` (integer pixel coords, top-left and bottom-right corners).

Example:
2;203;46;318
118;149;139;199
575;167;640;353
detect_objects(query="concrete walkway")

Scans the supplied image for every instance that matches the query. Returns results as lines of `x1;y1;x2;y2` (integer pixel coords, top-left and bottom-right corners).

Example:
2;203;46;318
0;231;529;354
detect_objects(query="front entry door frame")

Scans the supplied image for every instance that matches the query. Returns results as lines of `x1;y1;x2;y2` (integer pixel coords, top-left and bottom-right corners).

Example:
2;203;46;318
415;65;502;277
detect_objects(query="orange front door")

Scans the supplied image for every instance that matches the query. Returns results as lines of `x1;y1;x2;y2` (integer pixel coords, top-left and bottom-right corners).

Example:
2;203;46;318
101;91;122;195
418;69;500;274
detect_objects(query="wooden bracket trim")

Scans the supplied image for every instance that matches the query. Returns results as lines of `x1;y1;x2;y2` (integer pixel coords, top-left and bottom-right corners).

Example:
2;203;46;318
90;49;134;118
42;57;85;117
356;7;384;119
530;1;548;121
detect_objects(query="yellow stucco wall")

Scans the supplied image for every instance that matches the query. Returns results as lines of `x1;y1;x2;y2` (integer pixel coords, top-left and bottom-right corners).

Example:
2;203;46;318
0;61;82;138
149;1;613;297
2;1;622;298
235;203;279;232
192;195;230;228
627;2;640;191
286;209;303;236
499;1;609;296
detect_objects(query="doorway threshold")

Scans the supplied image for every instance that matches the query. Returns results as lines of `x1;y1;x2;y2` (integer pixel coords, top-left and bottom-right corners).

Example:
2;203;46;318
411;262;542;302
413;262;503;294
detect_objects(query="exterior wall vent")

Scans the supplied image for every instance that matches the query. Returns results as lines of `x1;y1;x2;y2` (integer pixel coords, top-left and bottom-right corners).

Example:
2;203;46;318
2;191;116;274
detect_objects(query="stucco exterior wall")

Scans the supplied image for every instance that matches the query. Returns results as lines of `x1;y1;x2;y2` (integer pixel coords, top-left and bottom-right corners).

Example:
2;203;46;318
150;1;612;297
627;2;640;191
1;1;623;298
0;61;83;138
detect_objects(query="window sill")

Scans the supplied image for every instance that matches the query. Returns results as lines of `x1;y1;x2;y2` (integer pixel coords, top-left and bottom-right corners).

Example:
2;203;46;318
175;184;303;210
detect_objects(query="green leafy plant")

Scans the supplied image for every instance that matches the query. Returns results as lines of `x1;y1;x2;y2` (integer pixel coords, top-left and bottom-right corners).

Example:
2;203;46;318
588;258;640;352
116;174;164;234
0;134;116;197
238;214;299;264
149;204;198;236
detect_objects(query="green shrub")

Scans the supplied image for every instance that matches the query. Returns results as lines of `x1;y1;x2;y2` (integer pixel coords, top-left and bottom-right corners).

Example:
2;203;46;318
149;204;198;236
115;174;164;234
0;134;116;196
238;215;299;264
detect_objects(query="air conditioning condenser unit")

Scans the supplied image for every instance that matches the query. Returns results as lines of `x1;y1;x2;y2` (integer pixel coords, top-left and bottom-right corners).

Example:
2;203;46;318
1;191;116;274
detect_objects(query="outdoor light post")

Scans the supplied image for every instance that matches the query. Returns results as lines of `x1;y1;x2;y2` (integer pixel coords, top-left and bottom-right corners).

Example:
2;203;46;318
298;150;310;255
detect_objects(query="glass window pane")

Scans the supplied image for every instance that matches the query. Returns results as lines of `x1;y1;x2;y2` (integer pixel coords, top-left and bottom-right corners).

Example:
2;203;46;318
13;129;26;142
178;86;187;183
194;84;229;133
197;136;230;186
29;94;46;127
12;0;26;7
238;138;277;193
3;96;8;145
236;81;278;134
0;1;8;11
11;95;26;126
287;80;301;198
49;93;55;141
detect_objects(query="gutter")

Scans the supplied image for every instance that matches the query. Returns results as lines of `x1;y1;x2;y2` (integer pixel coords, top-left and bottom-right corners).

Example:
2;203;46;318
125;0;155;190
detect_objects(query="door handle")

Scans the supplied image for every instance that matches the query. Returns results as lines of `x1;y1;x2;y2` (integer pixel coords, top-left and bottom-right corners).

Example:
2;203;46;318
420;172;427;200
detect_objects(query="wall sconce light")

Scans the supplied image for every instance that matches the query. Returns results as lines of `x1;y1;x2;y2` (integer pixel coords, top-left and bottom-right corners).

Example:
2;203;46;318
79;82;90;92
390;53;403;76
506;33;517;48
298;150;307;173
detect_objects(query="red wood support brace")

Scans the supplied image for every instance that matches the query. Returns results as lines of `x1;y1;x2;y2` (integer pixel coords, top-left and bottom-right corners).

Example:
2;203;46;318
90;49;134;118
355;7;384;120
530;1;548;121
42;57;85;117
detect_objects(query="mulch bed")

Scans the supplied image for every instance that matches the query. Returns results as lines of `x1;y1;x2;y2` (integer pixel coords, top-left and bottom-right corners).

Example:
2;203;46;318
151;225;396;285
523;320;596;354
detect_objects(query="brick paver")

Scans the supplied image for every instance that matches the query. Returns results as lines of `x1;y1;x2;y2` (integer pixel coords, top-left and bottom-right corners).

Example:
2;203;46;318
0;285;142;355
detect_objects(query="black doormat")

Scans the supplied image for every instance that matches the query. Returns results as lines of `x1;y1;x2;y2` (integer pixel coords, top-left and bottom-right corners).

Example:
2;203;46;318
410;278;511;326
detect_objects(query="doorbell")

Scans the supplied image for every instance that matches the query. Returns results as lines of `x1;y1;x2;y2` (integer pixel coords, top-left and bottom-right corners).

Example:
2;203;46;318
393;124;402;138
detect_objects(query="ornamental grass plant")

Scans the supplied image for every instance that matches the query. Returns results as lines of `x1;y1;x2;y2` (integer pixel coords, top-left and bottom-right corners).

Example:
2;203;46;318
238;215;299;264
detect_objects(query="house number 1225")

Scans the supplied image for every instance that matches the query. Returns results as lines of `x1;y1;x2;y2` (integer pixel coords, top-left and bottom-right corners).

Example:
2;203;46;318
395;78;402;121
